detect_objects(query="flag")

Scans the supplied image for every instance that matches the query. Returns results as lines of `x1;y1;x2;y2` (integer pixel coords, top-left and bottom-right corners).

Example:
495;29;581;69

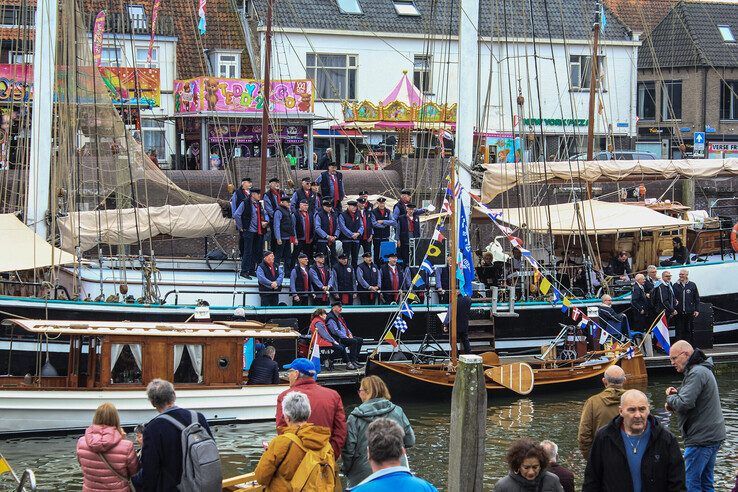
432;229;445;242
383;330;398;348
446;182;461;198
197;0;207;35
92;11;106;67
0;455;12;476
412;274;425;287
394;318;408;333
625;346;635;359
309;334;321;380
652;313;671;352
577;318;589;330
400;302;414;319
420;259;434;275
468;191;481;202
147;0;161;64
571;307;583;321
509;236;523;248
539;277;551;295
441;198;451;214
561;296;572;313
552;288;562;303
457;199;475;297
600;4;607;32
599;327;609;345
407;292;418;302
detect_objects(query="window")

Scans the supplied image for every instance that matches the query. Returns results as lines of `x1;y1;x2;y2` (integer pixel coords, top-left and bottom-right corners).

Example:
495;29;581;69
142;119;167;165
719;25;736;43
721;81;738;120
306;53;357;100
393;0;419;16
214;53;240;78
174;345;203;383
136;47;158;68
100;47;123;67
661;80;682;120
637;81;656;120
0;6;35;27
111;343;142;384
127;4;147;30
569;55;605;90
413;55;431;93
8;51;33;64
336;0;362;14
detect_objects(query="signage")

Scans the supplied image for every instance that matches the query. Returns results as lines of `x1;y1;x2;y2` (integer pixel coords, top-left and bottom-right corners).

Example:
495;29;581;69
208;124;306;144
679;127;691;133
523;118;588;127
174;77;314;114
99;67;161;107
708;142;738;159
0;65;32;103
616;122;629;128
486;135;522;163
693;132;705;153
706;125;717;133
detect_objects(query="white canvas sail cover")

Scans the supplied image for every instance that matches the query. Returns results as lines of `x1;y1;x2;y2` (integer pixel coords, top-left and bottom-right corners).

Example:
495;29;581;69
491;199;692;235
58;203;235;252
0;214;76;271
481;159;738;201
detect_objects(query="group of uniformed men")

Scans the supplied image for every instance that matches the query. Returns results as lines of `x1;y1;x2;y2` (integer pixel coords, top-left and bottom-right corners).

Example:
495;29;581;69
229;164;446;306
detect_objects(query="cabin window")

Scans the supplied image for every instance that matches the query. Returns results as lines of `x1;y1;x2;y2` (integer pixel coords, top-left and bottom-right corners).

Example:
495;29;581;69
661;80;682;121
111;343;143;384
174;345;203;383
306;53;357;101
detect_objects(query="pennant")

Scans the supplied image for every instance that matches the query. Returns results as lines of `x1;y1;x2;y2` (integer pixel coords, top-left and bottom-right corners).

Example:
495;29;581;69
383;330;398;348
400;302;415;319
652;313;671;352
432;229;445;242
0;455;12;476
407;292;418;302
147;0;161;64
561;296;572;313
457;199;475;297
539;277;552;295
393;318;408;333
420;259;434;275
577;318;589;330
412;274;425;288
197;0;207;35
599;327;609;345
92;11;106;67
552;288;562;303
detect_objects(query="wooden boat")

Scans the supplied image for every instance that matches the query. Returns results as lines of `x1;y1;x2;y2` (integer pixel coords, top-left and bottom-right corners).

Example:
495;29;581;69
0;319;299;435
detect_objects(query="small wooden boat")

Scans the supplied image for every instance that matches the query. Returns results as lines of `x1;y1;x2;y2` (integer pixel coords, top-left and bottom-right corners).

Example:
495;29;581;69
0;319;299;435
222;472;264;491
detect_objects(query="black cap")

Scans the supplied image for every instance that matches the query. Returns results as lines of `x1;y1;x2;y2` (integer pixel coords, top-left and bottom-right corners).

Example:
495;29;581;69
331;300;343;307
376;197;387;203
241;177;252;182
314;252;326;258
359;190;369;195
299;199;308;204
280;195;291;203
328;161;337;167
338;253;348;259
407;203;416;208
401;189;412;195
250;187;261;194
387;252;398;257
298;253;308;259
269;177;280;183
263;250;274;258
347;200;358;206
361;252;372;258
357;198;367;204
322;199;333;207
310;181;318;185
301;177;311;183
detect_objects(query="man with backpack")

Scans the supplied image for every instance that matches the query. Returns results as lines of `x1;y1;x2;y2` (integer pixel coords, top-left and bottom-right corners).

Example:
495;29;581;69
139;379;222;491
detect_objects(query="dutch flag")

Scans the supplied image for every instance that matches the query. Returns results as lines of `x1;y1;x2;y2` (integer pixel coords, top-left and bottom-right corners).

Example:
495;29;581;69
653;313;671;353
310;333;322;379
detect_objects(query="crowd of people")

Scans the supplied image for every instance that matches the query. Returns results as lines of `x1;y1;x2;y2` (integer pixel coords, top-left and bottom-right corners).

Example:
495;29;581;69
74;337;730;491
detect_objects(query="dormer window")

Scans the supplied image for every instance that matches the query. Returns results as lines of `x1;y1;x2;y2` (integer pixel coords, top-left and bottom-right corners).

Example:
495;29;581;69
393;0;419;16
719;25;735;43
337;0;362;14
127;4;147;31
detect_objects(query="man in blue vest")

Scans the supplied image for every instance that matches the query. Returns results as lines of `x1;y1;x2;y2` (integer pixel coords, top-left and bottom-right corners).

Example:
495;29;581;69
356;252;381;305
273;195;296;270
230;177;251;257
263;177;283;252
327;301;363;368
309;252;334;304
233;188;267;279
339;200;364;270
397;203;428;266
673;269;700;344
291;199;315;267
316;162;344;211
315;199;340;267
370;197;396;266
331;253;357;305
357;197;373;258
290;177;313;213
256;250;284;306
392;188;413;221
380;253;408;304
289;253;311;306
358;190;373;212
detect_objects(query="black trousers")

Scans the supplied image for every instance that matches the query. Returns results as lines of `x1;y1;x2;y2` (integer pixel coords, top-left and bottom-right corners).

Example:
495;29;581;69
457;332;471;354
324;343;349;366
359;239;372;257
241;231;264;276
274;240;292;269
339;336;363;364
437;292;449;304
343;241;360;270
398;241;411;266
675;312;695;344
238;233;245;257
260;292;279;306
291;241;314;266
358;291;378;305
373;237;389;265
316;241;337;267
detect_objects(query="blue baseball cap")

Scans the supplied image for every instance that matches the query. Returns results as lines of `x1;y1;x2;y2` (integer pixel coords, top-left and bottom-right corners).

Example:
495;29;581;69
283;358;316;376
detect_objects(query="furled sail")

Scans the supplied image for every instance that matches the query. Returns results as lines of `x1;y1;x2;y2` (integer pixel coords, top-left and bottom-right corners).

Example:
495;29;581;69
0;214;76;271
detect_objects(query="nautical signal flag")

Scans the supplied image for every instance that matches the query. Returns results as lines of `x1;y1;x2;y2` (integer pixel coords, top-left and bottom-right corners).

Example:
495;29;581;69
599;327;610;345
571;307;583;321
653;313;671;352
539;277;552;295
561;296;572;313
0;454;12;476
420;259;434;275
394;318;408;333
412;273;425;287
400;302;415;319
383;330;398;348
407;292;418;302
432;229;446;242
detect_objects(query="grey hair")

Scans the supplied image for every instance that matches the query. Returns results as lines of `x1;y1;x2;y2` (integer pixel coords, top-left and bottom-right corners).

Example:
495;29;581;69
264;346;276;358
540;440;558;461
646;265;657;273
146;379;176;409
366;418;405;464
282;391;311;423
604;373;625;386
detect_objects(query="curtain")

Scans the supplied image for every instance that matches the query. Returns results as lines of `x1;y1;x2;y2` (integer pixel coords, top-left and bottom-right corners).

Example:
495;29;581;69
129;344;143;371
173;345;185;372
186;345;203;383
110;343;124;371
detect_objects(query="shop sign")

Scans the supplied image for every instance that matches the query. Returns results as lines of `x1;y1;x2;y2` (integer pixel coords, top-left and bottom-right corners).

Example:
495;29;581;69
523;118;588;127
0;65;32;103
485;135;522;163
708;142;738;159
209;124;305;144
174;77;314;114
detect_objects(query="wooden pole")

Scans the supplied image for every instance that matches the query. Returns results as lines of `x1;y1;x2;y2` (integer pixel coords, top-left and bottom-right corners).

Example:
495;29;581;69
259;0;273;192
448;354;486;491
448;159;458;365
585;10;600;200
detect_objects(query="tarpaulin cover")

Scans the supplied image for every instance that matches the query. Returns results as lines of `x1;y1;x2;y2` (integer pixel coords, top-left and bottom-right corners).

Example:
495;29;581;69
0;214;76;271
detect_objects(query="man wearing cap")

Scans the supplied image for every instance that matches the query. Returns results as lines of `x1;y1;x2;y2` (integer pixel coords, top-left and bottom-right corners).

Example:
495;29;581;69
397;202;428;266
292;199;315;266
357;198;373;259
392;188;413;221
315;199;339;266
316;162;345;211
277;357;347;459
380;253;408;304
231;177;252;256
310;252;334;303
358;190;373;212
234;188;268;278
309;181;323;212
357;252;381;305
371;197;396;265
290;253;312;306
256;250;284;306
317;147;333;171
338;200;364;270
435;253;453;304
272;195;296;270
332;253;357;305
290;177;313;213
263;177;283;251
327;301;363;368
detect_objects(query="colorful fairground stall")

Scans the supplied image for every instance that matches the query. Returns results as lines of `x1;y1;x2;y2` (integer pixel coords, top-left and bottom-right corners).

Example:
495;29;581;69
172;76;320;170
337;71;456;166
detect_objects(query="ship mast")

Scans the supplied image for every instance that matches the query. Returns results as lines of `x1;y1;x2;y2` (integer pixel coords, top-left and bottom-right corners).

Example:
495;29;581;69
585;1;602;200
259;0;274;192
448;159;458;365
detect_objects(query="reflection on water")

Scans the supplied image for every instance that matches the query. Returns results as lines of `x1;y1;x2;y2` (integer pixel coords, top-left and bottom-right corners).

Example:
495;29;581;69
1;370;737;490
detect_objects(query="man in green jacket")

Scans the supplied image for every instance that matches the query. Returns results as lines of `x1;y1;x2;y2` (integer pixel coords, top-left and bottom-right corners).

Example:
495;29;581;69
578;365;626;458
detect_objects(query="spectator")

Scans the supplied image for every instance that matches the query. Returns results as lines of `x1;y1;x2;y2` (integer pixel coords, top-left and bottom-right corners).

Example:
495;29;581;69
660;236;690;267
76;402;138;492
598;294;630;339
316;161;345;211
356;252;381;305
583;389;685;492
350;418;436;491
493;438;563;492
666;340;726;492
380;253;407;304
607;251;632;280
315;199;340;266
342;376;415;487
540;440;574;492
272;195;296;269
276;357;347;459
309;252;334;304
255;392;335;490
247;345;280;385
309;308;354;370
332;253;357;305
578;365;626;458
326;301;363;368
673;269;700;344
290;253;312;306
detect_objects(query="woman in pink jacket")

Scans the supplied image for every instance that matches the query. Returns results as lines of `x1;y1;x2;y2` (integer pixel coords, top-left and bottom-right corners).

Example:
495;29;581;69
76;402;139;492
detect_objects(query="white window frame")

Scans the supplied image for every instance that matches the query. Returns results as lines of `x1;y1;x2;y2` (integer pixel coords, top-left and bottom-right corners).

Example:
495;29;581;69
141;119;167;165
100;47;124;67
135;46;159;68
569;54;606;91
661;80;682;121
0;6;34;27
8;51;33;64
393;0;420;16
413;54;432;94
306;53;358;101
721;80;738;121
211;51;241;79
127;4;147;31
718;25;736;43
336;0;362;14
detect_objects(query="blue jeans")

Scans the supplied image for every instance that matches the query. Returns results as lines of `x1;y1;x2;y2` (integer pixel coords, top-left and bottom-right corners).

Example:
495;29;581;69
684;444;720;492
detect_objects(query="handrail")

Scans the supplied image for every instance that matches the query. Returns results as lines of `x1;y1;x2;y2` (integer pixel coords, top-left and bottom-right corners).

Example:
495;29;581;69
15;469;36;491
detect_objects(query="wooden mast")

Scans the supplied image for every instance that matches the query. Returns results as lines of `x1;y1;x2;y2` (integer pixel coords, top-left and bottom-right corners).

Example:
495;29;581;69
448;158;458;365
259;0;274;192
585;2;601;200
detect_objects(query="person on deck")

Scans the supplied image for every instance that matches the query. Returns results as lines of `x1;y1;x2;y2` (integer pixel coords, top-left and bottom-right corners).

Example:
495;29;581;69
357;252;381;305
332;253;357;305
339;200;364;270
442;294;472;354
317;148;333;171
673;269;700;344
599;294;630;340
315;199;340;266
392;188;413;221
308;309;355;370
631;274;655;356
357;197;373;258
247;345;280;385
327;301;363;368
435;254;453;304
272;195;296;270
370;197;396;266
310;252;334;304
256;251;284;306
396;203;427;266
290;177;315;213
653;270;678;323
380;253;407;304
231;177;252;256
607;251;632;280
291;199;315;266
661;236;690;267
358;190;374;212
316;161;345;211
262;177;283;222
234;188;268;278
290;253;312;306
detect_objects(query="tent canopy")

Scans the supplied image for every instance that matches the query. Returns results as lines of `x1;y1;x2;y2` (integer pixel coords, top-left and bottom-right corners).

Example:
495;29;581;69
490;200;692;235
0;214;77;271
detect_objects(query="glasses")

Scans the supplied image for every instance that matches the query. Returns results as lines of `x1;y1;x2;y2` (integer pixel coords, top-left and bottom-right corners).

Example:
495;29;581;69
669;351;687;362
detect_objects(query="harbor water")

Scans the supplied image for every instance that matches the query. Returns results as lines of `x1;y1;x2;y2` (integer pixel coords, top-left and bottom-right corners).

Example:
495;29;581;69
1;368;737;490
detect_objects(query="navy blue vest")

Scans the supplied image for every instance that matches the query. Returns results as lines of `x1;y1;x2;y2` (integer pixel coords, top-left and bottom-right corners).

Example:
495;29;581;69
320;171;343;203
398;214;420;239
293;210;314;242
276;206;294;238
371;208;392;239
333;263;354;291
258;262;279;292
357;262;379;290
316;209;338;239
340;211;362;240
292;266;310;293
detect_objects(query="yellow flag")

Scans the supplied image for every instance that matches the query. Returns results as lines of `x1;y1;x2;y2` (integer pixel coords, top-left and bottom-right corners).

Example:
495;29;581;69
539;277;551;295
407;292;418;301
0;455;13;476
383;331;398;347
563;296;572;307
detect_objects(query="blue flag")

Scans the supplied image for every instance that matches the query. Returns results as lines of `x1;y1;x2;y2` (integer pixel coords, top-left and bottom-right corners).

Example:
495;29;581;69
456;199;475;297
400;301;414;319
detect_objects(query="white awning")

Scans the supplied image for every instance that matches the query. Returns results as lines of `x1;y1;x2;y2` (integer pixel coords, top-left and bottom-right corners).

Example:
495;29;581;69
490;200;692;235
0;214;77;271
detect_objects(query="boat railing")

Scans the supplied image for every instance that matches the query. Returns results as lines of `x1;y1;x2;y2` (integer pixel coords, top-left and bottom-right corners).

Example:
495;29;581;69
15;469;36;491
686;226;737;261
0;280;71;300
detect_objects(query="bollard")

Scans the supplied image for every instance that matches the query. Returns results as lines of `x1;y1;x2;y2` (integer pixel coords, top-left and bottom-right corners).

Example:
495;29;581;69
448;354;486;492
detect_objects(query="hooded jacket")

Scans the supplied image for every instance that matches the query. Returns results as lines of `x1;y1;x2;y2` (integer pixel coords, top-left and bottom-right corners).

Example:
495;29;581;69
666;349;726;446
578;386;625;458
493;471;563;492
582;415;685;492
342;398;415;487
76;424;139;492
254;423;335;492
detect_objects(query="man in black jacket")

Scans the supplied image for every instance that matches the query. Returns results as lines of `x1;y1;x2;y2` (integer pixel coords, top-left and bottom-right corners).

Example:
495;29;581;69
653;271;678;319
673;269;700;344
247;345;280;385
583;389;685;492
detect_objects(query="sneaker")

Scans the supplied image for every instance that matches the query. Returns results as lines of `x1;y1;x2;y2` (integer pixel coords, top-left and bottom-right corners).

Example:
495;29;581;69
346;362;358;370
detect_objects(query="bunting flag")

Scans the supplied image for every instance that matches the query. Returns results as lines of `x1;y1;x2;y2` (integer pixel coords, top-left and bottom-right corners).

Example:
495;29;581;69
407;292;418;302
571;307;583;321
400;302;415;319
197;0;207;35
446;182;461;198
92;11;106;67
539;277;552;295
457;199;475;297
420;259;434;275
383;330;398;348
599;327;609;345
432;229;445;242
412;274;425;288
393;318;408;333
509;236;523;248
625;346;635;359
441;198;451;214
561;296;572;313
577;318;589;330
552;288;562;303
309;333;321;380
147;0;161;64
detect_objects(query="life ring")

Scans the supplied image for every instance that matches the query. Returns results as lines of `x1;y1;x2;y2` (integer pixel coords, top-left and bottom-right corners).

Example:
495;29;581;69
731;223;738;252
